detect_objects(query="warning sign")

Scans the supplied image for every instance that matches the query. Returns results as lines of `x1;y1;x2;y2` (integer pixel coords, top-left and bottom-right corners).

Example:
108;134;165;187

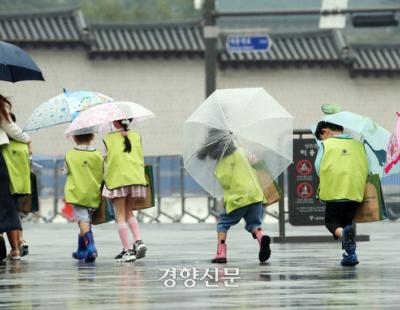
288;138;325;226
296;182;313;199
296;159;313;176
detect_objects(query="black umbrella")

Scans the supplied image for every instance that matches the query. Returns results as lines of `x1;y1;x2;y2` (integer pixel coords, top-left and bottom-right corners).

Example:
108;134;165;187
0;41;44;82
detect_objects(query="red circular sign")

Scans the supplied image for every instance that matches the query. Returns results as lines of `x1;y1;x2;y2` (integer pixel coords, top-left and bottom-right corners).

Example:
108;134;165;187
296;182;313;199
296;159;313;176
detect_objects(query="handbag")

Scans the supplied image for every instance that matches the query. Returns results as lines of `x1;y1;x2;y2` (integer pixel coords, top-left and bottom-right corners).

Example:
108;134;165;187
253;162;283;207
92;198;115;225
133;165;155;210
19;172;40;214
355;174;387;223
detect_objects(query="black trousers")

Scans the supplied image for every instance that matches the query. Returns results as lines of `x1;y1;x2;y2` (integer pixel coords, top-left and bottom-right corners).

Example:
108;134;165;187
325;200;359;239
0;152;21;233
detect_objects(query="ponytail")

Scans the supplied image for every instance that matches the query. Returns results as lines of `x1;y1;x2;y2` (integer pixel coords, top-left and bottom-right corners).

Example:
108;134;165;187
120;119;132;153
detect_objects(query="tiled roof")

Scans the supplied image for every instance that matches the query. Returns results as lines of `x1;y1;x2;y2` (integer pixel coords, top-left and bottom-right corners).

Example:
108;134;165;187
0;7;399;75
0;7;87;44
90;22;204;54
351;45;400;74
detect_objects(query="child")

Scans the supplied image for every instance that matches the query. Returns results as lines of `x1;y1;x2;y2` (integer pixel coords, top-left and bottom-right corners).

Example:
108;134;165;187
197;128;271;264
64;133;103;262
2;113;31;259
102;119;147;262
314;121;369;266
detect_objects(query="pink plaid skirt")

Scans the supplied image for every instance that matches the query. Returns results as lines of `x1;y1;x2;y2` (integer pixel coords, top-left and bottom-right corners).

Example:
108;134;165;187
102;184;146;199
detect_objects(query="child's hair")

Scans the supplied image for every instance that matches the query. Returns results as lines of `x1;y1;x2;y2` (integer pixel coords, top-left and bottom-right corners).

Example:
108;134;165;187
73;133;94;144
0;94;12;122
116;119;133;153
9;112;16;122
314;121;344;140
197;128;236;161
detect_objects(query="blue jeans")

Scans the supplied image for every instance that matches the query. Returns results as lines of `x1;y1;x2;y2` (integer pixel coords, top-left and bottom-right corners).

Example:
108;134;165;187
217;202;264;233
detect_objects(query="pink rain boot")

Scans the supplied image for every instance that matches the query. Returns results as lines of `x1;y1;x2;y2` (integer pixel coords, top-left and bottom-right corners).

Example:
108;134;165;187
211;240;227;264
253;228;271;263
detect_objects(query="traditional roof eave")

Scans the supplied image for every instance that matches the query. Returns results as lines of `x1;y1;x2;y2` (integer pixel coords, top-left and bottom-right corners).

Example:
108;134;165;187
0;6;88;46
0;7;399;77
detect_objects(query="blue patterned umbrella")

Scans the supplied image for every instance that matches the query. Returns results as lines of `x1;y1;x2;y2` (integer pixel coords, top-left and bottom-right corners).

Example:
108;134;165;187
24;90;114;131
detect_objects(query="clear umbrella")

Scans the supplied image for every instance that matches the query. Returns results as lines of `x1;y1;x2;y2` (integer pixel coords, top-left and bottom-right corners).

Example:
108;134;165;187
183;88;293;197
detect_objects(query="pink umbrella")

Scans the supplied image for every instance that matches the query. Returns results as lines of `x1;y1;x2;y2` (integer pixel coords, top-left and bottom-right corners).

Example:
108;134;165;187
385;112;400;174
65;101;155;136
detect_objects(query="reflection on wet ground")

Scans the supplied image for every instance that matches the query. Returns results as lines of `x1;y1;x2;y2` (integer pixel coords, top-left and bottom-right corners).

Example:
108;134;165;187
1;222;400;309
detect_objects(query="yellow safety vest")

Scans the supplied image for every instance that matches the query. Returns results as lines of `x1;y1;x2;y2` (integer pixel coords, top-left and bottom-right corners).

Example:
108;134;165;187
64;148;103;208
103;131;146;190
1;140;31;195
319;137;368;202
215;149;265;214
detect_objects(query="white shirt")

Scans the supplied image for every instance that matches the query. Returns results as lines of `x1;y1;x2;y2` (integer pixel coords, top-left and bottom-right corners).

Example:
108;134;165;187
0;109;30;146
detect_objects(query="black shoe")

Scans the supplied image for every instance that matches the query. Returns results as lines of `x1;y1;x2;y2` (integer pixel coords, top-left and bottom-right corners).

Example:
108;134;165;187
20;242;29;257
114;249;136;262
0;235;6;261
114;250;126;261
211;257;227;264
259;235;271;263
133;240;147;259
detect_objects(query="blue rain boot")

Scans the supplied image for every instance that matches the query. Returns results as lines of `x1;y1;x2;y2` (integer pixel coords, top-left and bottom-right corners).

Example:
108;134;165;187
83;230;98;263
341;225;359;266
72;235;87;260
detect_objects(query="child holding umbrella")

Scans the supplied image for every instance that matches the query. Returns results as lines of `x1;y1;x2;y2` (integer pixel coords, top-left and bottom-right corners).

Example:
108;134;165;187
64;132;103;262
197;128;271;264
314;121;369;266
102;119;147;262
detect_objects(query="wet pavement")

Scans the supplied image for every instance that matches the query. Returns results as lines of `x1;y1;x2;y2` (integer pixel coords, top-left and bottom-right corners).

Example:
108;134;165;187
1;221;400;309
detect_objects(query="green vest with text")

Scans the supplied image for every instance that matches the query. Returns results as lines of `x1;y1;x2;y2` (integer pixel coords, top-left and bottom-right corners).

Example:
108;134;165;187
64;149;103;208
215;149;266;214
104;131;146;190
2;140;31;195
319;137;368;202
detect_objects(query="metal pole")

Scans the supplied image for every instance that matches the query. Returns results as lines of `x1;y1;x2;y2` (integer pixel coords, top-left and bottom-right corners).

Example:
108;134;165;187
52;159;59;221
179;157;186;221
156;156;162;222
278;170;285;240
203;0;217;98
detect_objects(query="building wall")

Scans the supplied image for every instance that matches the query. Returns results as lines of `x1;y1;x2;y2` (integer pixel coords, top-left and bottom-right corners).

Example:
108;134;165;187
3;48;205;156
219;67;400;132
3;47;400;156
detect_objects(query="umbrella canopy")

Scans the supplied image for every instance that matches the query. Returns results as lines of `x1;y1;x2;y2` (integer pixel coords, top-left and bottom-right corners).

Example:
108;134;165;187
0;41;44;82
65;101;155;136
385;113;400;174
24;90;114;131
183;87;293;197
322;111;390;176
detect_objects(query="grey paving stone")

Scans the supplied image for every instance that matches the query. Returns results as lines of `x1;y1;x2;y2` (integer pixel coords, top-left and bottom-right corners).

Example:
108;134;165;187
1;222;400;309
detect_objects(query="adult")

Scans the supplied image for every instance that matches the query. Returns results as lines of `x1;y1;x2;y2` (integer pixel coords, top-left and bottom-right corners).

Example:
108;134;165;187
0;94;32;260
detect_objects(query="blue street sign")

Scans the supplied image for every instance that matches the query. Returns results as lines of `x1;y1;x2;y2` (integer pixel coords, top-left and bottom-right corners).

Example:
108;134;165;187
226;35;271;52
